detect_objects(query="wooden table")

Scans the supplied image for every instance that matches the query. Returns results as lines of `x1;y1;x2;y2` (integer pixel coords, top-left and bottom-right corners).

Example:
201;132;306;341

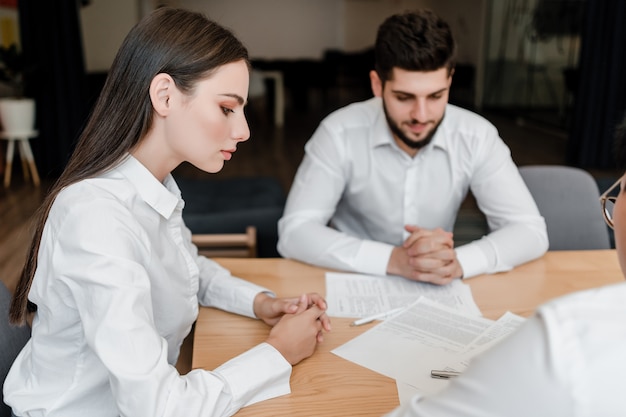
192;251;623;416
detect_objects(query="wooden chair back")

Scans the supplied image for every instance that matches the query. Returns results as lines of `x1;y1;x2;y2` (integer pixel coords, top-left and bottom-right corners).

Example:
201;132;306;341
191;226;257;258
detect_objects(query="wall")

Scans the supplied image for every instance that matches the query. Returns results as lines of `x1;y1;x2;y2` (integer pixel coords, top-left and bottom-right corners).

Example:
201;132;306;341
78;0;487;104
80;0;139;72
79;0;485;64
180;0;343;60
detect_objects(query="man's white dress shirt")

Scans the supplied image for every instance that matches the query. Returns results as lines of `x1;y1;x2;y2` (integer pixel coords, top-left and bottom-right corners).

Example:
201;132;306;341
385;281;626;417
4;155;291;417
278;98;548;278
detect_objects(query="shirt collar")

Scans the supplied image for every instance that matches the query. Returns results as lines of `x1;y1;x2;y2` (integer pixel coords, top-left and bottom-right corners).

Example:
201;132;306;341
370;99;450;154
371;98;395;148
114;154;181;219
430;112;449;152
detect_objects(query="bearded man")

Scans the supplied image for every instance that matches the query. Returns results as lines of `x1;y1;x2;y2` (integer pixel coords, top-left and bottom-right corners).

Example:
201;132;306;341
277;9;548;284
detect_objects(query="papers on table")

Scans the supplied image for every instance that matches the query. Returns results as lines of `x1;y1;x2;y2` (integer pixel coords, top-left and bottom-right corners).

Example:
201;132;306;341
332;297;525;396
325;272;481;319
325;271;524;398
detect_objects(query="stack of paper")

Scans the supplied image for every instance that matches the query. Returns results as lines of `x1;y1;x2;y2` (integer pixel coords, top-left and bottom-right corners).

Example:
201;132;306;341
325;272;481;318
325;274;525;402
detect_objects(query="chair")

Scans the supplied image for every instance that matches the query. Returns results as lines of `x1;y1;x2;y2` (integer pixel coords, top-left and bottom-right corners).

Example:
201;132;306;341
519;165;611;250
192;226;257;258
1;282;30;417
177;176;285;258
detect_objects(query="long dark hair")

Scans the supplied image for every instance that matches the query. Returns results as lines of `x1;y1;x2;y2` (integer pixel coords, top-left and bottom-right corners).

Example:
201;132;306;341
9;7;249;324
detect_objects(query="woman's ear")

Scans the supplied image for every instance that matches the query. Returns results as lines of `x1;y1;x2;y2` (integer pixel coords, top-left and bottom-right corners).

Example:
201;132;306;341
150;73;175;116
370;70;383;97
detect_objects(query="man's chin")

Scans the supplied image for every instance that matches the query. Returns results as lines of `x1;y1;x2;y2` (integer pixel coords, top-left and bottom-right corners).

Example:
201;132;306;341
399;132;433;149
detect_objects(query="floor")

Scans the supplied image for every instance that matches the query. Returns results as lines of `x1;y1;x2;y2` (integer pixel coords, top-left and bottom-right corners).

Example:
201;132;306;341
0;85;620;293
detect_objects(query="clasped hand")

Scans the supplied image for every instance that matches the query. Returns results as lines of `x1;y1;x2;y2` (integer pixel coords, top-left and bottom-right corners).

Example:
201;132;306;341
387;225;464;285
254;292;331;365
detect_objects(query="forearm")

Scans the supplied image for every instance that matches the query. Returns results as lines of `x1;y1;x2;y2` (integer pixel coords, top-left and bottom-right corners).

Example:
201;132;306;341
197;256;273;317
278;219;393;275
456;221;548;278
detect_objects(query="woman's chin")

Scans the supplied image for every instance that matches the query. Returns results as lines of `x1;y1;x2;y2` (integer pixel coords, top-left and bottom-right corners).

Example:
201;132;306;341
193;160;224;174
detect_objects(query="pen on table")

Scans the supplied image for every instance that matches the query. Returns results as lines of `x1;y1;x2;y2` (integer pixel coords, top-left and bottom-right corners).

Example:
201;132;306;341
430;370;462;379
350;306;406;327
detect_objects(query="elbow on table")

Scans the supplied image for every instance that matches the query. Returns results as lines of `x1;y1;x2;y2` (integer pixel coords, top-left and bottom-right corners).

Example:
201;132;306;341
276;223;307;261
530;224;549;259
276;235;291;259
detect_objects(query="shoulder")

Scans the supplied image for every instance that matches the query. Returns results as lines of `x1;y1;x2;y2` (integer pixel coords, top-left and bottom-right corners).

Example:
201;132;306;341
304;98;382;160
442;104;499;137
43;178;154;266
55;175;136;215
535;282;626;391
539;282;626;324
50;176;142;238
319;97;381;132
436;105;506;160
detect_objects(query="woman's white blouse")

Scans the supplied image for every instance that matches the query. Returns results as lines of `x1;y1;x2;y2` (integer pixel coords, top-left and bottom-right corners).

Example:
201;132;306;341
4;155;291;417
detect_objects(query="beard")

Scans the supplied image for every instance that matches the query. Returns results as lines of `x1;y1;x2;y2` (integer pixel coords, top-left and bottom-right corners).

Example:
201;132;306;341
382;100;442;150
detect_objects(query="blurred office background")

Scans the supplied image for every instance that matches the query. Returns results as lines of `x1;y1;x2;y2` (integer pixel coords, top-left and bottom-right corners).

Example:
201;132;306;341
2;0;624;185
1;0;625;280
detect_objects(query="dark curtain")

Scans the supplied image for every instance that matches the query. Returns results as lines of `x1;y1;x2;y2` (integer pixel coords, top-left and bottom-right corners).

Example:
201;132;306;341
17;0;87;179
566;0;626;169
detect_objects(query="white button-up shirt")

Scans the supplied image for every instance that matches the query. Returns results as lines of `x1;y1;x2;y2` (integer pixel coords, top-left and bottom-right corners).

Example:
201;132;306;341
4;155;291;417
278;98;548;278
385;281;626;417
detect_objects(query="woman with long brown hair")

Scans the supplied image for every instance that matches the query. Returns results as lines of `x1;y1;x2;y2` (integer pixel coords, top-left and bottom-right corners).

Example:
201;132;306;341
4;8;330;417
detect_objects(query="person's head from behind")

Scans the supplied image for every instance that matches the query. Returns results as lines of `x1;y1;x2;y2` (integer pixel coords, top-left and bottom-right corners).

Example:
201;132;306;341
370;9;456;154
9;7;251;325
604;115;626;274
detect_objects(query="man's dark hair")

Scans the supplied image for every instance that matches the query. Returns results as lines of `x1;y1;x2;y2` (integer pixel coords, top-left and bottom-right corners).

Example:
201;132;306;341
374;9;457;84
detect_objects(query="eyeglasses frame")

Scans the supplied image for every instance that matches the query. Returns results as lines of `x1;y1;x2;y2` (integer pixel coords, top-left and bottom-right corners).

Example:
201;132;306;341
600;176;623;229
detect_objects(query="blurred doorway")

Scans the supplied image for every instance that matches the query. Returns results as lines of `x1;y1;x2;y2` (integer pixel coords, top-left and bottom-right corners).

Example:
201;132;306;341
482;0;585;130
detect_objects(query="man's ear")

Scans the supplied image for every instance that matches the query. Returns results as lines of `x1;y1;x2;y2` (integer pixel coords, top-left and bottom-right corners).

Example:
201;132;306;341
447;68;455;87
150;73;175;116
370;70;383;97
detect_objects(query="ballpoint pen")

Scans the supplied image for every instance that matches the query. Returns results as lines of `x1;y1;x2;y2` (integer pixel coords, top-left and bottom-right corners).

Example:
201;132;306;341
350;306;407;327
430;369;462;379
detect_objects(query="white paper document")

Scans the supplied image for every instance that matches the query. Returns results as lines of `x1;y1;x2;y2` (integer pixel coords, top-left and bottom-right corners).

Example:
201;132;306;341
332;297;525;395
325;272;480;318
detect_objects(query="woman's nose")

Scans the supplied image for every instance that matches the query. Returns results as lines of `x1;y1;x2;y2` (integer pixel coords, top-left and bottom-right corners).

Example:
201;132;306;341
234;114;251;142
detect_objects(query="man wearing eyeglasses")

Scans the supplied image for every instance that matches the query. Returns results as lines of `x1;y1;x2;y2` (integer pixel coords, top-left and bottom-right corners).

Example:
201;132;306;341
277;9;548;284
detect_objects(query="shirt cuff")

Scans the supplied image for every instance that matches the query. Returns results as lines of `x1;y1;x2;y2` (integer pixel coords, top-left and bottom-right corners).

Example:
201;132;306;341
354;240;395;276
455;244;489;279
217;277;275;319
215;342;292;408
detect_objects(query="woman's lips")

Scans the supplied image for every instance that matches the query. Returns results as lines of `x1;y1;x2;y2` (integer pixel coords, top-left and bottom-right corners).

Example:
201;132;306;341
221;149;235;160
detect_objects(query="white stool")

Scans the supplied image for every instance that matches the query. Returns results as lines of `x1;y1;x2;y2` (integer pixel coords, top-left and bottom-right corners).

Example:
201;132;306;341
1;130;40;187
